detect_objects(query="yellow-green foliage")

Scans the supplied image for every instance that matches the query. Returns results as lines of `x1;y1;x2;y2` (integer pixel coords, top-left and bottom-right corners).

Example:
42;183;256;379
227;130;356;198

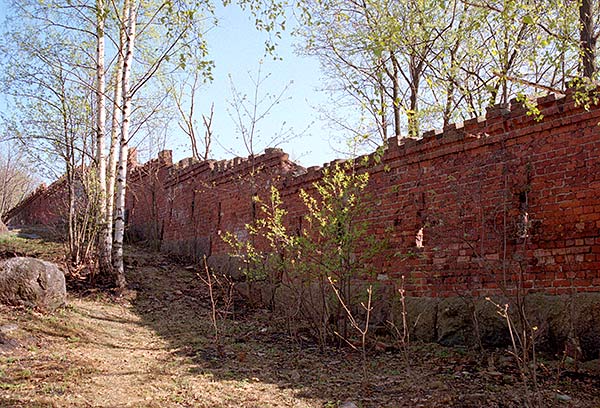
224;160;379;283
224;160;386;344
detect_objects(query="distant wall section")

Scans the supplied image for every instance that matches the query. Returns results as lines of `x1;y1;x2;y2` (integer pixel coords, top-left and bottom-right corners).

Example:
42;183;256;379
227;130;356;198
4;179;68;227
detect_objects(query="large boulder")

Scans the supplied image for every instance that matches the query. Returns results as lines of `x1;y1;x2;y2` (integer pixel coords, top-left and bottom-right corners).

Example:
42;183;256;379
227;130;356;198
0;257;66;312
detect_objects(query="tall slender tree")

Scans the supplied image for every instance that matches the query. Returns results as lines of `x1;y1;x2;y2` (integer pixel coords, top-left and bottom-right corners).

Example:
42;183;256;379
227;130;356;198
295;0;599;145
112;0;136;288
579;0;599;78
96;0;113;277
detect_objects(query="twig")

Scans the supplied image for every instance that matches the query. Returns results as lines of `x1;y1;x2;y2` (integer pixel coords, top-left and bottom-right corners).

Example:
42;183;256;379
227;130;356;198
199;256;221;353
328;276;372;381
388;275;411;373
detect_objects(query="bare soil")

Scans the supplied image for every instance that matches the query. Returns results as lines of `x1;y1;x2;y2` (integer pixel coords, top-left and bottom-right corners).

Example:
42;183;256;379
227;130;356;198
0;233;599;407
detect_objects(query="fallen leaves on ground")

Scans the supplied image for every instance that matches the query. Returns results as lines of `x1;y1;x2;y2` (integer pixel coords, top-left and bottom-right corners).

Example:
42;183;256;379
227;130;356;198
0;243;599;407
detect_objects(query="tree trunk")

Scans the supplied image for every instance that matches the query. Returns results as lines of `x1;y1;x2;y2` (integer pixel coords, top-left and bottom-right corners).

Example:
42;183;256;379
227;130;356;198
105;0;127;264
377;69;388;142
112;0;136;290
96;0;112;278
67;162;77;265
579;0;597;79
408;55;422;138
391;53;402;138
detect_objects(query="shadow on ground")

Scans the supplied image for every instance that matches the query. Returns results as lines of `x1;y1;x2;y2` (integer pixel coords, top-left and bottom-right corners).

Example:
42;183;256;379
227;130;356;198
1;236;598;407
123;247;600;408
124;250;430;407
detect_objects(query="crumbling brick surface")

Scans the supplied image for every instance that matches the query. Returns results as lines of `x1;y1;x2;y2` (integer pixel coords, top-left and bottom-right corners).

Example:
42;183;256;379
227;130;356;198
9;90;600;297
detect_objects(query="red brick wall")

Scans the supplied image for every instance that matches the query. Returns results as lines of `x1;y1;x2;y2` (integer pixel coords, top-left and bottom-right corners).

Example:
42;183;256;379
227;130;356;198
127;148;301;258
10;90;600;297
4;179;69;227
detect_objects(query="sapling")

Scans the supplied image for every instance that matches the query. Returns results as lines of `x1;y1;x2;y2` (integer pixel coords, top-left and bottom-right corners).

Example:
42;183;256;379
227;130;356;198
198;256;235;355
223;159;385;348
388;275;411;374
328;277;373;381
487;297;542;408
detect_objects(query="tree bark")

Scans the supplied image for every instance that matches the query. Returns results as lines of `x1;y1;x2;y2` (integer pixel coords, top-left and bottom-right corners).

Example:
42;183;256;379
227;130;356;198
96;0;112;278
390;53;402;138
112;0;136;290
105;0;127;266
408;55;422;138
579;0;597;79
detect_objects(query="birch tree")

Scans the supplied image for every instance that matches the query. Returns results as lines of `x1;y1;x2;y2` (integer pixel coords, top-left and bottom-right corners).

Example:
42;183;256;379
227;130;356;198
96;0;112;276
104;1;127;272
0;22;98;264
112;0;136;288
109;0;291;288
1;0;294;289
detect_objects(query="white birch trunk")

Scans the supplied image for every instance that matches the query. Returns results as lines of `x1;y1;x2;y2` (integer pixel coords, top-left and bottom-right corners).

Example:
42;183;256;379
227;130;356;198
96;0;112;276
105;0;126;259
112;0;136;289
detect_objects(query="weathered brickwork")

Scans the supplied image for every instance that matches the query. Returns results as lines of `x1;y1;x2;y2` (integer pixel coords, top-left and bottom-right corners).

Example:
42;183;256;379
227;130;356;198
8;90;600;298
4;178;69;227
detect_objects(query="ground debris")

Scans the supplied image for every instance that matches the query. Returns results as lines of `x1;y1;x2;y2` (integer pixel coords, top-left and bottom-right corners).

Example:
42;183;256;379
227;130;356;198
0;244;599;407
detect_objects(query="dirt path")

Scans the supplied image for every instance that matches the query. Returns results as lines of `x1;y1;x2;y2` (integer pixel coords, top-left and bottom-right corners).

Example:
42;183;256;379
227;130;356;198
1;244;600;407
42;300;177;407
0;250;318;408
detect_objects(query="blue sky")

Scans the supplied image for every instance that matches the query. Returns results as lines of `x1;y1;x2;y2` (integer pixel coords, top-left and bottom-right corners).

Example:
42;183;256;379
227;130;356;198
169;3;344;167
0;1;346;169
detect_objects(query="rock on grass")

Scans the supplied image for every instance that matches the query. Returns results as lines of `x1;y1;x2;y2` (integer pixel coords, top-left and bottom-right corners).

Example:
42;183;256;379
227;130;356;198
0;257;66;312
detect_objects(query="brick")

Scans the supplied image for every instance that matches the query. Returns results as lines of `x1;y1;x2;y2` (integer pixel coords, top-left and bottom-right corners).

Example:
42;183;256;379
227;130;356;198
8;89;600;299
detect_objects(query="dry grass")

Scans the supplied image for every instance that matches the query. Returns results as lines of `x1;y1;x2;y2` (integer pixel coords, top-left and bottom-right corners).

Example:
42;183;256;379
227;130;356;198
0;235;599;407
0;228;64;263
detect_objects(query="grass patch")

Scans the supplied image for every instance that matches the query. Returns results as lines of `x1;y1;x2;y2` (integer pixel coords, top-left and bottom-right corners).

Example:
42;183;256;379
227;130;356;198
0;382;24;390
0;229;64;262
